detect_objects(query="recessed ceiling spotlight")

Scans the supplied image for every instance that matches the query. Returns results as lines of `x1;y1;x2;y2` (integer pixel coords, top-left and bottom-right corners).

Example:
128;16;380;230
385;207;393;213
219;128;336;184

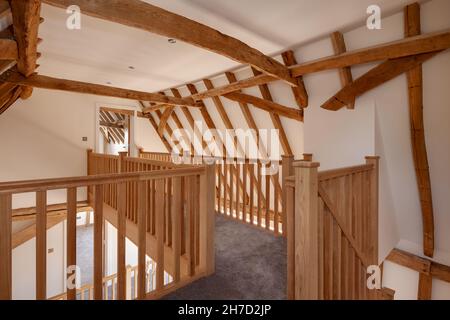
106;81;112;85
128;66;135;70
168;38;176;44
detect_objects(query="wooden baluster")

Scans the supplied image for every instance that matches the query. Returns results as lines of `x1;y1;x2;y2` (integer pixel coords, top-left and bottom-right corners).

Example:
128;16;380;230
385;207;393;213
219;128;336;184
242;161;248;223
199;165;216;275
67;188;77;300
249;163;254;225
257;162;262;227
172;177;182;283
216;162;221;210
0;193;12;300
195;175;200;266
36;190;47;300
229;163;234;216
186;176;195;276
286;185;295;300
166;178;172;247
274;170;280;234
235;162;240;219
155;179;165;290
137;181;147;299
366;156;380;265
94;185;104;300
265;163;271;230
117;182;126;300
282;155;294;236
223;163;228;215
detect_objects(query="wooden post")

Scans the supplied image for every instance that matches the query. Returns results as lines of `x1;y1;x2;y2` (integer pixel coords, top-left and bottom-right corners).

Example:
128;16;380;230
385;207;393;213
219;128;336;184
293;161;320;299
94;185;104;300
286;184;295;300
199;164;216;275
118;151;127;173
36;190;47;300
0;193;12;300
66;188;77;300
117;182;127;300
172;177;182;282
365;156;379;265
281;155;294;236
303;153;313;161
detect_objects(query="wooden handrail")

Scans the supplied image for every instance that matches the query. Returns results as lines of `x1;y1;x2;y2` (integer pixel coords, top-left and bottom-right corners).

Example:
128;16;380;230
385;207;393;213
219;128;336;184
318;164;373;181
0;167;205;194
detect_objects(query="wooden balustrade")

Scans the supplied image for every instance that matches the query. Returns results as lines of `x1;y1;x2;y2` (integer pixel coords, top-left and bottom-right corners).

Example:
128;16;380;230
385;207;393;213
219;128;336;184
284;156;393;300
0;152;215;300
138;150;285;235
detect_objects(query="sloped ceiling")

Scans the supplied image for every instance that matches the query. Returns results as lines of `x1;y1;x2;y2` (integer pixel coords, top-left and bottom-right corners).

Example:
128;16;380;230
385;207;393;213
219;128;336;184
36;0;418;93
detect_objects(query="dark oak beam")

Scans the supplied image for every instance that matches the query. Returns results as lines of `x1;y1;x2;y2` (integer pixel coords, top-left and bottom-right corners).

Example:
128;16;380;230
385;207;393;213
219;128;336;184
321;52;439;111
42;0;297;86
281;50;308;108
191;29;450;102
10;0;41;76
224;92;303;121
0;39;18;60
0;70;196;106
330;32;354;109
405;2;435;258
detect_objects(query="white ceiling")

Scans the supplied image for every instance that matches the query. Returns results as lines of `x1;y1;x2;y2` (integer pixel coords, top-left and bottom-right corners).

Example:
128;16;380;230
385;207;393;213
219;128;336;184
37;0;418;93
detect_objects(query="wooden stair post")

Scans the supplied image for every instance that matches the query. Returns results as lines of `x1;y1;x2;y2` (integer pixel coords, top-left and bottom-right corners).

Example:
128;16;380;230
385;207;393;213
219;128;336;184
293;160;320;299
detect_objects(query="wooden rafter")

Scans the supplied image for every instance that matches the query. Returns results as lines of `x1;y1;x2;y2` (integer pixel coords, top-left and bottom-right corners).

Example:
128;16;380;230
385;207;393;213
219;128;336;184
138;102;172;152
43;0;297;86
223;92;303;121
330;32;354;109
189;29;450;102
102;111;125;143
405;2;435;258
158;106;174;136
386;248;450;299
251;67;294;156
99;120;124;129
10;0;40;76
9;0;41;100
99;111;122;144
281;51;308;108
0;86;22;115
0;70;196;106
321;52;439;111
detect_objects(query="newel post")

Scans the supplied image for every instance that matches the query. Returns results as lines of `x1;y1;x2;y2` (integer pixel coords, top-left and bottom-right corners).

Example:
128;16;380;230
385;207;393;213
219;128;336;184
365;156;380;265
199;164;216;275
293;160;320;300
118;151;128;173
281;155;294;236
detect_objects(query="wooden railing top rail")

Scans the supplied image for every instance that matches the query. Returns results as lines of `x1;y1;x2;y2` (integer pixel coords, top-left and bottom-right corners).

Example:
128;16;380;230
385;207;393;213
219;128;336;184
123;156;193;168
0;167;205;194
140;150;283;164
91;153;119;160
318;163;373;181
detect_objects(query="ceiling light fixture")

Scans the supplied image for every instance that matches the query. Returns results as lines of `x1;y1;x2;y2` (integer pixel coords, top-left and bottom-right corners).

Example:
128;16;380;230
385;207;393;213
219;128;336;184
106;81;112;85
128;66;135;70
168;38;176;44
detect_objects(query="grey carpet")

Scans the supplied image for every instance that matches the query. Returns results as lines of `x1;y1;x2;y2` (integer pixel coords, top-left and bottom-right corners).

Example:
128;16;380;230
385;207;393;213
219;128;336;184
164;214;286;300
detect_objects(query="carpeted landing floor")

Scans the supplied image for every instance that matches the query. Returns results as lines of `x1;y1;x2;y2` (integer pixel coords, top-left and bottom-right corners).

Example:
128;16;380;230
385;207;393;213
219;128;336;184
164;214;286;300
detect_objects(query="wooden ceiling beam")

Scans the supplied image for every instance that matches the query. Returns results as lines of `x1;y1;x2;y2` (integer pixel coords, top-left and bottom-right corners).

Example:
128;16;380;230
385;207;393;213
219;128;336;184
281;51;308;108
138;102;172;152
0;86;21;115
10;0;41;77
405;2;435;258
386;248;450;284
42;0;297;86
0;70;196;106
157;106;175;136
223;92;303;121
330;32;354;109
251;67;294;156
321;51;440;111
0;39;18;60
190;29;450;102
291;28;450;77
9;0;42;100
99;121;124;129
